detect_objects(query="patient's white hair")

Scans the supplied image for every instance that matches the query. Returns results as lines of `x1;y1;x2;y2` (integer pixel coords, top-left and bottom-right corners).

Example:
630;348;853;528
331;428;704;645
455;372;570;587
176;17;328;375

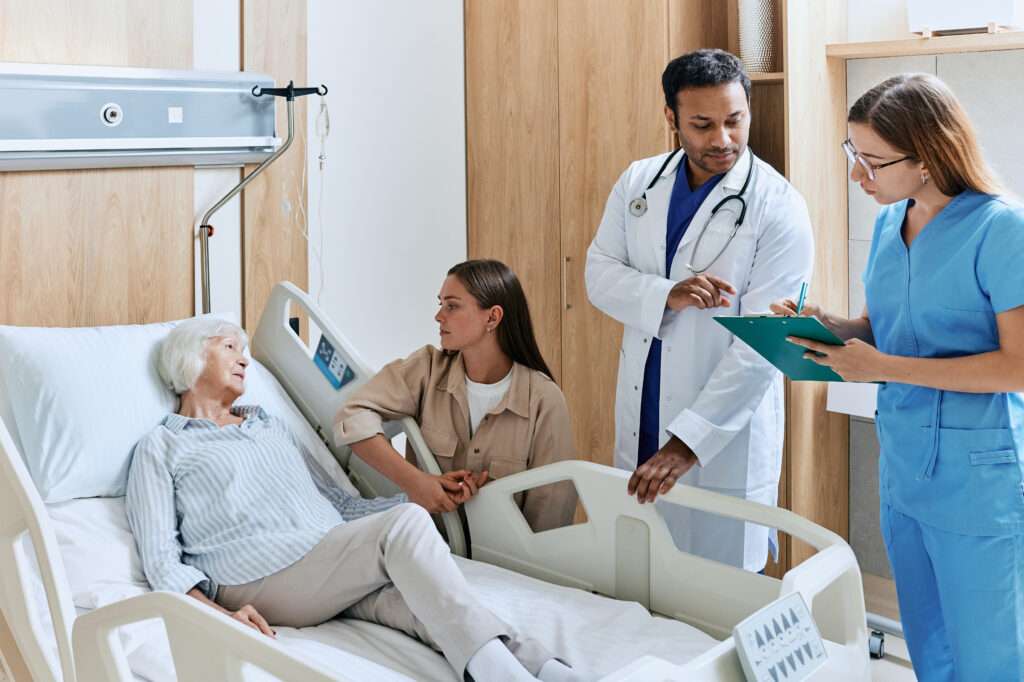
159;317;249;394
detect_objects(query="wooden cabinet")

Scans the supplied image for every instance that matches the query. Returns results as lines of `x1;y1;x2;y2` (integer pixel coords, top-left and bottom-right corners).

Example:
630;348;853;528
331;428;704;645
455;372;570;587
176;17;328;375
466;0;850;575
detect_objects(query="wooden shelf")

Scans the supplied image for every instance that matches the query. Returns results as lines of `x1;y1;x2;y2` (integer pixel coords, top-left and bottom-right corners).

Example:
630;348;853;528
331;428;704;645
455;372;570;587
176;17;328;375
749;71;784;84
827;31;1024;60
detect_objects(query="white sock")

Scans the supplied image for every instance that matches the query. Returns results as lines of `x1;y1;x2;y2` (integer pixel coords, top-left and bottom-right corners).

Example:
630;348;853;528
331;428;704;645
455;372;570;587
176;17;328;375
538;658;589;682
466;638;538;681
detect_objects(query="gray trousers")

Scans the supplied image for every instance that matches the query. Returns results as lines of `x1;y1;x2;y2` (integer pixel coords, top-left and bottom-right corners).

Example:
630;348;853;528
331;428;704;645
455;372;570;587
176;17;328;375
216;503;554;677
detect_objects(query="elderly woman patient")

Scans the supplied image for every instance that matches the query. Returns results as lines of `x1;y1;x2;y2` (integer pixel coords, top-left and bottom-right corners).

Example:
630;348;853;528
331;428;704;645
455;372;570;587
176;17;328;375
126;317;585;682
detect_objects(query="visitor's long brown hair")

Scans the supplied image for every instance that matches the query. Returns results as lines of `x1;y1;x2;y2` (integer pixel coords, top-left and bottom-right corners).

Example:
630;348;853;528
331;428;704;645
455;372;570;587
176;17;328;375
848;73;1002;196
447;259;555;381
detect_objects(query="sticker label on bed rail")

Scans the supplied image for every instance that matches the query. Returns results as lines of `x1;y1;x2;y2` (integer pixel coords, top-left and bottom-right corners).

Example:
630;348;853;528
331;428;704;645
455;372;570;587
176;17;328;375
314;335;355;390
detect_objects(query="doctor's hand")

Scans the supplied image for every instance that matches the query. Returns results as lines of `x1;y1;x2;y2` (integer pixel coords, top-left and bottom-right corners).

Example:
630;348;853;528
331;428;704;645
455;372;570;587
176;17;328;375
667;275;736;311
407;470;470;513
628;437;698;504
786;336;889;383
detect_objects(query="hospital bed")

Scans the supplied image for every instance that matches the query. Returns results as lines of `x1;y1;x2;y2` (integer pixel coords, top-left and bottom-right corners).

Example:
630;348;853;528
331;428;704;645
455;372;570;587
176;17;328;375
0;282;870;681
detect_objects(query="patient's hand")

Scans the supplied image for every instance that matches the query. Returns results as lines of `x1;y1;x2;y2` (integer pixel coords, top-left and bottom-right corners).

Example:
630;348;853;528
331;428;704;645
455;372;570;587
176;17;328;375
628;437;698;504
232;604;276;638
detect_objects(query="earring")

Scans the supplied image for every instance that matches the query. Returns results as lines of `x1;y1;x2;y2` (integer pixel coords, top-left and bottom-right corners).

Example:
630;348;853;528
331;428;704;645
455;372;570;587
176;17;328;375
921;173;930;185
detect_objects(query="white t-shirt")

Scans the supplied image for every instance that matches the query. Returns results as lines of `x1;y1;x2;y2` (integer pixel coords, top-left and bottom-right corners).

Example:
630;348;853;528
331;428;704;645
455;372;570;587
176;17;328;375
465;369;513;437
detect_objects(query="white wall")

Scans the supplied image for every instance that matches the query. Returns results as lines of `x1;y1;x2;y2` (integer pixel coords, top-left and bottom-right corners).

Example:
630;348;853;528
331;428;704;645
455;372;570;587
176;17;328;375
307;0;467;370
848;0;912;42
193;0;243;319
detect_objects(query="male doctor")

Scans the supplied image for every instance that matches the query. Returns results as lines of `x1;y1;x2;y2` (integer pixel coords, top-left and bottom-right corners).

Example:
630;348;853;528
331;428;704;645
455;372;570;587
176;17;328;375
585;49;814;571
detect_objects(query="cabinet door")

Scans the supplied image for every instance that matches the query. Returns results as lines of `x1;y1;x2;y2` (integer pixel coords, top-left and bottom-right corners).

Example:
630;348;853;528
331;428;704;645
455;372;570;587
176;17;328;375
465;0;563;380
557;0;669;464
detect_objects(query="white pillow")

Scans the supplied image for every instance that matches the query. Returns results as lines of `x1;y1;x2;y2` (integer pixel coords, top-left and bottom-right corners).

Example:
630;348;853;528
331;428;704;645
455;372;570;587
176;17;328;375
0;321;179;501
0;317;358;502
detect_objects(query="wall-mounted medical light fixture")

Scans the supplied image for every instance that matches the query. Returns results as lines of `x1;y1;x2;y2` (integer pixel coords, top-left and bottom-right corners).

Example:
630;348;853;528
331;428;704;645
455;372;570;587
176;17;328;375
0;62;279;170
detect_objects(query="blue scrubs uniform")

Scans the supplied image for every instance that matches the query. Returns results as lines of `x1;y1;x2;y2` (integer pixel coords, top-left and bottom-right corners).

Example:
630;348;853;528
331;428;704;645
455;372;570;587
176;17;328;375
863;191;1024;681
638;158;723;464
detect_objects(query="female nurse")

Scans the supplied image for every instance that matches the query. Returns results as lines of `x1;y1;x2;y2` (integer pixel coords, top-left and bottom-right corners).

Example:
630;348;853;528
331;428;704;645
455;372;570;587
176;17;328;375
774;74;1024;681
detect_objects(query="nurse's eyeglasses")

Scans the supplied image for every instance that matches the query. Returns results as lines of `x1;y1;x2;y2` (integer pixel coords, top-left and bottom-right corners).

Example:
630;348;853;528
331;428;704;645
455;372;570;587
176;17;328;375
842;139;912;181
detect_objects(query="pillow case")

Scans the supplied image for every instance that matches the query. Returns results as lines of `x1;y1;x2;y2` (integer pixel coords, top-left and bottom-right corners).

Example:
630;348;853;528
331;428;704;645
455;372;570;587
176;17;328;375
0;321;179;501
0;316;358;502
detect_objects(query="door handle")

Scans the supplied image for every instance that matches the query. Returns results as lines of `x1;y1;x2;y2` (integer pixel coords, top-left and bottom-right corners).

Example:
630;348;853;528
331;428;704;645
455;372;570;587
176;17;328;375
563;256;572;310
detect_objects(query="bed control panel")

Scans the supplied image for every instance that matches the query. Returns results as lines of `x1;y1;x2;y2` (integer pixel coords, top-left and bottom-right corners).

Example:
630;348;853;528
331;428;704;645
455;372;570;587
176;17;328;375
314;335;356;390
733;592;827;682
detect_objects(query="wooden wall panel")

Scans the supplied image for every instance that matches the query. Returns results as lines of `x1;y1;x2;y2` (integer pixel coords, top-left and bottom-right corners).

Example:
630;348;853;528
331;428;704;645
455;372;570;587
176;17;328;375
242;0;309;332
784;0;850;565
465;0;562;381
0;1;192;672
668;0;731;56
0;1;193;327
558;0;668;465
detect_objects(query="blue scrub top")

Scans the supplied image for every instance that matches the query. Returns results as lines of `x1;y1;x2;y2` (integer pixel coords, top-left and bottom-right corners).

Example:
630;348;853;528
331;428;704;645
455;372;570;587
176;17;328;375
638;157;723;465
863;190;1024;535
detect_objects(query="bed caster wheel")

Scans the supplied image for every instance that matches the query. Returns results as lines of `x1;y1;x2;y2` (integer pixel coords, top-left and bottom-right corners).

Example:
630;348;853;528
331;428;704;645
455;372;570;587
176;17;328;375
869;630;886;659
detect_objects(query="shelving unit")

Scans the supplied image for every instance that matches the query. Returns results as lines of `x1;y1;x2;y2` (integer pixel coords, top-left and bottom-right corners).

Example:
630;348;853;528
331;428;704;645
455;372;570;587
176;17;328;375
748;71;785;83
827;30;1024;59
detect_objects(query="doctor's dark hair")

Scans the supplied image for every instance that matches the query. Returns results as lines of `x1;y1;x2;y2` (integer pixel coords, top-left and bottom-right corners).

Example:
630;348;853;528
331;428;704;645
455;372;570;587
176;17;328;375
447;259;555;382
848;73;1001;196
662;49;751;114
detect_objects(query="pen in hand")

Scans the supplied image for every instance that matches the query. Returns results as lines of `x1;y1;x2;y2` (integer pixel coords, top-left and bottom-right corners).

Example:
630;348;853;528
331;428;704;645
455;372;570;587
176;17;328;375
795;282;808;315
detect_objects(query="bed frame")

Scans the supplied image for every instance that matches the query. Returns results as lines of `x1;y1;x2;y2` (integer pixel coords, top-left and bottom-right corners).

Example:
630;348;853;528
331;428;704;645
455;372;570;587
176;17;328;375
0;282;870;681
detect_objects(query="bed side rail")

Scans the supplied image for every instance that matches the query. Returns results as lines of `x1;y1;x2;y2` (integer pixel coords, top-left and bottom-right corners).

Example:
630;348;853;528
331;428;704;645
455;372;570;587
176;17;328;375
0;417;78;682
252;282;467;557
72;592;348;682
465;460;865;645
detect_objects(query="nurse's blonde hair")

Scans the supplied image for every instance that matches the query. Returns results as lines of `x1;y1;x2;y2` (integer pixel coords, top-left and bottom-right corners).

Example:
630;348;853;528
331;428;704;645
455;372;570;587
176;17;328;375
848;73;1002;197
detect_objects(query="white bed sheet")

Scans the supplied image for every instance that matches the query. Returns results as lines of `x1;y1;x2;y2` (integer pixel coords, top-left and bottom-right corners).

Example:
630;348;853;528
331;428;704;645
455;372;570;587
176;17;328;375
30;498;718;681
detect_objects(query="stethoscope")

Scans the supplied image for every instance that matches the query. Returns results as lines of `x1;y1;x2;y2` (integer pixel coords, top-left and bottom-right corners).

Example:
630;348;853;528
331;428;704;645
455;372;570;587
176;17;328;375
628;147;756;274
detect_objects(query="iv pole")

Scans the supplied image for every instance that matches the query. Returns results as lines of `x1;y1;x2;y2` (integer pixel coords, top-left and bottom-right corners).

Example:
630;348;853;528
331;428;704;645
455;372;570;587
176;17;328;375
198;80;327;314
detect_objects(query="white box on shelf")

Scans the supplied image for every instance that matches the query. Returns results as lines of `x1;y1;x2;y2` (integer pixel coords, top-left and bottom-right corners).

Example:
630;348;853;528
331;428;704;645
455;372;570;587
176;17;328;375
907;0;1024;35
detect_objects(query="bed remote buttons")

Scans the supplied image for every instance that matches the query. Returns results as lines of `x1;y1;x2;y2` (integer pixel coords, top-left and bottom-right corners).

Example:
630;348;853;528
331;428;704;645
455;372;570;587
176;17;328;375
733;592;827;681
314;335;356;390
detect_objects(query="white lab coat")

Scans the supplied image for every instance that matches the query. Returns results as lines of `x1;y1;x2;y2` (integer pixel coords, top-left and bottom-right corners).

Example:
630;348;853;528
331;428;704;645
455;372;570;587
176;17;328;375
585;149;814;571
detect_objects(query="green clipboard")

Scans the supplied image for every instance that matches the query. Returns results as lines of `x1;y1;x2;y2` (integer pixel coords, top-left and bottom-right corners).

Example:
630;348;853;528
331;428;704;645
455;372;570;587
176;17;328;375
713;315;845;382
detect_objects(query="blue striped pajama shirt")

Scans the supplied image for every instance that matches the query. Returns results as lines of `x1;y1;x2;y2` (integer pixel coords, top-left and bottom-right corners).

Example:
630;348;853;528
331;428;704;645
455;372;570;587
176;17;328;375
126;405;406;598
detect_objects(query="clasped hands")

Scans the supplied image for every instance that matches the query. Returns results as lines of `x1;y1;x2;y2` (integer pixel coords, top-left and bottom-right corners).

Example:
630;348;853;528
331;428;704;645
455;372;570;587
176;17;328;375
407;469;490;513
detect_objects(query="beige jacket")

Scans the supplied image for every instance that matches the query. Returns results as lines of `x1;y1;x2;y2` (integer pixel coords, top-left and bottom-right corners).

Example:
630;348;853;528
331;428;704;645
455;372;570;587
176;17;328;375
335;345;577;532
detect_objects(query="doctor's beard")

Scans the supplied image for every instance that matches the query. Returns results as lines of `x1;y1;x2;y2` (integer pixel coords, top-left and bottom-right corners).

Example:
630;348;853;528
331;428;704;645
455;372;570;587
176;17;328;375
692;143;744;178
